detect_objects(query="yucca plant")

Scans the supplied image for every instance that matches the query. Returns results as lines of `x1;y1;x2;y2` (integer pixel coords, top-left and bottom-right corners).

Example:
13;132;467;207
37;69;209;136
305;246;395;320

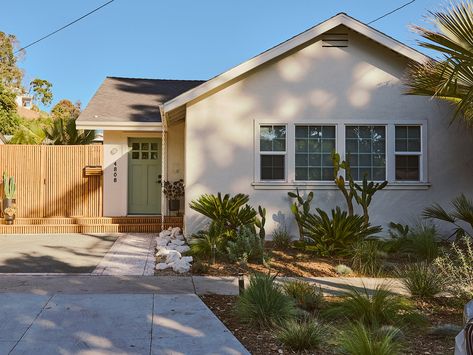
338;322;402;355
282;280;324;312
272;226;292;249
401;222;441;261
405;1;473;127
189;193;257;235
44;117;95;145
398;262;445;299
324;284;415;328
423;194;473;239
277;318;327;351
351;240;384;276
302;207;382;256
236;273;296;328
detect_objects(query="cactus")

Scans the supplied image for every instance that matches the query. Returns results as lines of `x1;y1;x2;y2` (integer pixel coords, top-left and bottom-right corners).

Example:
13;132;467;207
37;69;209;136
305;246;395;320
332;151;355;216
254;205;266;240
2;172;16;200
351;175;387;224
288;188;314;241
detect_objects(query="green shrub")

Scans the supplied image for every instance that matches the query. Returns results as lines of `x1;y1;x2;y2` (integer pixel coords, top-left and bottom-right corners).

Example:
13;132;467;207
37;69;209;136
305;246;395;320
189;193;257;235
282;280;324;312
236;273;296;327
272;227;292;249
189;222;225;264
398;262;445;298
277;318;327;351
325;284;414;327
335;264;354;275
403;223;440;261
384;222;410;253
435;237;473;300
351;240;384;276
338;322;402;355
302;207;382;256
227;226;264;264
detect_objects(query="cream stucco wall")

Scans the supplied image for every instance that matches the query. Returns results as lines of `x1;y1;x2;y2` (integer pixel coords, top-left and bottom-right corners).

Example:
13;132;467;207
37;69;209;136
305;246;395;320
184;27;473;236
103;123;185;216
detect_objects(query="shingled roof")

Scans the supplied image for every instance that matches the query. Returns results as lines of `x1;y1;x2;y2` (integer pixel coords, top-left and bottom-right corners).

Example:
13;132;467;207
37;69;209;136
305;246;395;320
78;77;205;124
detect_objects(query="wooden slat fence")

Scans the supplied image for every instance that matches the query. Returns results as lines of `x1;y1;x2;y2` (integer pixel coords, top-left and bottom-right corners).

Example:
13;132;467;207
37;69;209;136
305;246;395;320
0;145;103;218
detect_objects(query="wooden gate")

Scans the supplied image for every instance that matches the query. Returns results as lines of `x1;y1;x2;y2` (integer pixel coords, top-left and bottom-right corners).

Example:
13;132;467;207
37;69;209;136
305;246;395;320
0;145;103;218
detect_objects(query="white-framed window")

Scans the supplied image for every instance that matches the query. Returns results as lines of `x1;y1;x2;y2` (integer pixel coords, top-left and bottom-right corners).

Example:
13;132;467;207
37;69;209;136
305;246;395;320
295;125;336;181
345;125;386;181
253;120;427;186
258;124;287;181
394;125;421;181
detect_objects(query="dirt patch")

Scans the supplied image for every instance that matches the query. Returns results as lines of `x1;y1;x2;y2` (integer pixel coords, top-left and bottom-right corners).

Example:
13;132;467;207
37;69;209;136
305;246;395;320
201;295;462;355
156;247;350;277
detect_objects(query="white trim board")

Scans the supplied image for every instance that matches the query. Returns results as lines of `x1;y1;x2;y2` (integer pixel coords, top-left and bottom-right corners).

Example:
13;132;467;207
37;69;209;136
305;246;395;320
163;13;430;113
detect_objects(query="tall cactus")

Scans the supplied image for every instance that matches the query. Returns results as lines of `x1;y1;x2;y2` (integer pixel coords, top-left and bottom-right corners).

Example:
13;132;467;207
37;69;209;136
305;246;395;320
2;172;16;199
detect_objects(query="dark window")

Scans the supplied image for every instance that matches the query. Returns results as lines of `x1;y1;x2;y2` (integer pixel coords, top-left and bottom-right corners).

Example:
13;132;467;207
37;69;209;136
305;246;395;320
261;155;285;180
395;155;420;181
395;125;421;181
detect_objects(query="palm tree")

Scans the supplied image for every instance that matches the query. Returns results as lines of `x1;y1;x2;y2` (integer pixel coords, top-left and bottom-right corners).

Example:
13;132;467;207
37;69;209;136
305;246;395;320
44;118;95;145
405;1;473;126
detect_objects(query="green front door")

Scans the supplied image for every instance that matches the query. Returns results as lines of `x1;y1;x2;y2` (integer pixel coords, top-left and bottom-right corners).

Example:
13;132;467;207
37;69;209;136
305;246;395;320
128;138;162;214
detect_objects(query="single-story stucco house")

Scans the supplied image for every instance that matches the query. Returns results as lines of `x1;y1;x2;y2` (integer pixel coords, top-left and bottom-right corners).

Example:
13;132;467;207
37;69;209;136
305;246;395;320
77;13;473;237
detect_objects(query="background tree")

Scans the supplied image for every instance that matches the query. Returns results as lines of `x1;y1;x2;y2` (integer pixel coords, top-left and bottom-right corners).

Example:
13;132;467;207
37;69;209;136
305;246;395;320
0;32;23;89
30;78;53;106
405;1;473;127
44;116;95;145
51;99;80;120
0;83;21;134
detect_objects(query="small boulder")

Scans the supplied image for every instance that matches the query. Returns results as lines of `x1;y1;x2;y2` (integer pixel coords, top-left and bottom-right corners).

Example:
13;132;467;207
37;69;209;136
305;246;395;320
155;263;170;270
165;250;182;264
174;245;190;254
170;239;185;246
171;259;191;273
428;324;463;337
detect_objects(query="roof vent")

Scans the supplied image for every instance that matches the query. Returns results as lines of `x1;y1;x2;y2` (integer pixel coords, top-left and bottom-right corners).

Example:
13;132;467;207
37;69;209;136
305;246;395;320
322;33;348;48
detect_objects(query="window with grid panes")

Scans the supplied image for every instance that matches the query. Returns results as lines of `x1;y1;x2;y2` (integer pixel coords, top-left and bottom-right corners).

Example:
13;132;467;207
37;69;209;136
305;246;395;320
395;125;421;181
295;125;335;181
345;125;386;181
259;125;286;180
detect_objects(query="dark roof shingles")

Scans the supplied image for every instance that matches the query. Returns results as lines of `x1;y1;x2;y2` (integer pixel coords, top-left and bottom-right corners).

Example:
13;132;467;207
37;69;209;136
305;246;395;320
78;77;205;123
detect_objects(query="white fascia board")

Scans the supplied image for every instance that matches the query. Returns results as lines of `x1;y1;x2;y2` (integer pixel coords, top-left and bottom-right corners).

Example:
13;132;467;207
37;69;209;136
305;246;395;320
163;13;430;113
76;120;163;131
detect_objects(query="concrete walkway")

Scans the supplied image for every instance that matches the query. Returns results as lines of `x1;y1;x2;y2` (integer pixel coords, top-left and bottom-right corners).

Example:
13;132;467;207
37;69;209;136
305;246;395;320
0;293;249;355
92;234;156;276
0;275;407;296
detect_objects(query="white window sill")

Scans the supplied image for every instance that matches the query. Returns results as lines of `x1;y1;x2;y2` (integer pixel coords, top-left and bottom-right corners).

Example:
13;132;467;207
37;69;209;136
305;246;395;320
251;181;431;190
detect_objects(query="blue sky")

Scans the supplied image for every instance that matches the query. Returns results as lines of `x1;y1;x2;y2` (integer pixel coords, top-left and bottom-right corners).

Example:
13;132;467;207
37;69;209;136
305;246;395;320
1;0;443;110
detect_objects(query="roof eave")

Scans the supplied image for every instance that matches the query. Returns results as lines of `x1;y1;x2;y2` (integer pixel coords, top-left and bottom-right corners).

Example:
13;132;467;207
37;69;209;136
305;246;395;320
76;120;163;131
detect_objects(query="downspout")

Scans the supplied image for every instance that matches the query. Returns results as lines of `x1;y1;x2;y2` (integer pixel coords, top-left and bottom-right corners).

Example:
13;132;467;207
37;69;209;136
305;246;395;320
159;104;168;231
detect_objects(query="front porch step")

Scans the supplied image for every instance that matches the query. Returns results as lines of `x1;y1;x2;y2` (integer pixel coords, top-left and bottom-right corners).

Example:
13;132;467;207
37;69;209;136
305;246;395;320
0;216;183;234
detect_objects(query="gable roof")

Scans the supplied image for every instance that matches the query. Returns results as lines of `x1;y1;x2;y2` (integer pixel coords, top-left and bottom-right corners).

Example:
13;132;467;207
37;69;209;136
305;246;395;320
77;77;205;129
163;12;430;113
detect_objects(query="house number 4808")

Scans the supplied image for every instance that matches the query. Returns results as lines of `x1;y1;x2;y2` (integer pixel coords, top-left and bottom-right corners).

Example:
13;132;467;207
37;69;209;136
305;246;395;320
113;162;118;183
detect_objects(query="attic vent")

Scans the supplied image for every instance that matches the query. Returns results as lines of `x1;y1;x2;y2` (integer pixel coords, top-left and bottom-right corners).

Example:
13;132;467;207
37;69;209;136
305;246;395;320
322;33;348;48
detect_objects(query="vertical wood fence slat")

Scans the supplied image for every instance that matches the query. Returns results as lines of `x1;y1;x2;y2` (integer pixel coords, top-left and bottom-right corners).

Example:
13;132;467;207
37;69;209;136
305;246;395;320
0;145;103;218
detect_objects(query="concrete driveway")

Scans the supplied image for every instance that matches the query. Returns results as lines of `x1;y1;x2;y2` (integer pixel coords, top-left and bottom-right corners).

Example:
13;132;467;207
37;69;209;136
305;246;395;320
0;234;118;273
0;293;248;355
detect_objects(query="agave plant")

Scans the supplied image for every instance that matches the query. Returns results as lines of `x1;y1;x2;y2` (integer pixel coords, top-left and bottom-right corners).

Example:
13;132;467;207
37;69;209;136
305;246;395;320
405;1;473;126
189;193;257;235
302;207;382;256
423;194;473;239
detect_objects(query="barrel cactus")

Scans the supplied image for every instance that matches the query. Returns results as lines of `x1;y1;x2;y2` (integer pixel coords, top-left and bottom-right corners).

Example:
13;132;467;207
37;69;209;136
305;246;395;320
2;172;16;200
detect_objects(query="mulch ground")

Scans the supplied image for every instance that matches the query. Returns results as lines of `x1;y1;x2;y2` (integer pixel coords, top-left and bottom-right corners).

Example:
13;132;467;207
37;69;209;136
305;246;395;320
190;246;352;277
200;295;463;355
